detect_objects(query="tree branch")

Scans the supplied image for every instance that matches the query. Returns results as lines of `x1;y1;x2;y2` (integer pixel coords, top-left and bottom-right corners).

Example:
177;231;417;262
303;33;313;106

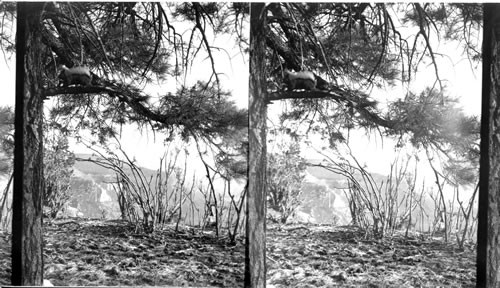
268;88;395;130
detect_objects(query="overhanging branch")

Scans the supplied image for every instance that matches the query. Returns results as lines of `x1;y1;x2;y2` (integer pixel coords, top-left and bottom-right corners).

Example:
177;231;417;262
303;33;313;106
43;84;181;129
268;87;396;130
43;80;247;139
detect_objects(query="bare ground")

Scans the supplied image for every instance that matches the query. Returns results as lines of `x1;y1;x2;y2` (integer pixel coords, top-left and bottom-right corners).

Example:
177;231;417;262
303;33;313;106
266;223;475;288
0;219;475;287
0;219;244;287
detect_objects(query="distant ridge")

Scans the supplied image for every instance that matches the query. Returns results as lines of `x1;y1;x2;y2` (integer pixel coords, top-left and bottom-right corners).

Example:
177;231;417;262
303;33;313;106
74;153;156;177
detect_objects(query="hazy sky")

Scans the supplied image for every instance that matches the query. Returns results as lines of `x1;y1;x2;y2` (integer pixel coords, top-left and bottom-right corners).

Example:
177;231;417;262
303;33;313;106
0;19;249;173
266;20;481;181
0;7;481;181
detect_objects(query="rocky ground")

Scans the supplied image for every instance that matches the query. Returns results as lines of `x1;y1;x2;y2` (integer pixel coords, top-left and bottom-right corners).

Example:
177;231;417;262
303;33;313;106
266;224;475;287
0;219;475;287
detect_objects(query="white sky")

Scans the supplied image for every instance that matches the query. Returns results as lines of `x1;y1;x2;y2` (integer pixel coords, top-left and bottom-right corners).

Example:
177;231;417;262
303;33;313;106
1;5;481;192
267;12;481;189
0;7;249;197
0;10;248;173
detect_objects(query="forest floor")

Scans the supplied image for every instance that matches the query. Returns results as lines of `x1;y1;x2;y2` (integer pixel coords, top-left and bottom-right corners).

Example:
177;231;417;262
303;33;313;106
266;223;475;288
0;219;475;287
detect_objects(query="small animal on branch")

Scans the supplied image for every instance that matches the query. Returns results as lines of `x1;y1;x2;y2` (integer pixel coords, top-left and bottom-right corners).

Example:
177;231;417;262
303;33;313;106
283;69;317;91
58;65;92;87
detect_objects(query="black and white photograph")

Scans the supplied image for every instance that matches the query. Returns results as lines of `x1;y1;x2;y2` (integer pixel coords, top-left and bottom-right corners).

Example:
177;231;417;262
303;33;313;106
0;2;248;287
254;3;480;287
1;2;499;288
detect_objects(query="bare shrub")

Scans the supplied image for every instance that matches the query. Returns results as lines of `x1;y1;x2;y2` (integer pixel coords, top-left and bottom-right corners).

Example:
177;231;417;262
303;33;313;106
316;147;424;238
80;141;194;233
197;139;247;242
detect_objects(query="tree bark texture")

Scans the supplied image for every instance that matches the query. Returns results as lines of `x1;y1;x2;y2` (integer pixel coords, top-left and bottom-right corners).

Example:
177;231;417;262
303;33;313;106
478;3;500;287
12;3;45;285
246;3;267;288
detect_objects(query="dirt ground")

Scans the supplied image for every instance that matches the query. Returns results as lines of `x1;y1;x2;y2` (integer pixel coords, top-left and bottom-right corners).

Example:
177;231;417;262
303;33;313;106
266;223;475;287
0;219;475;287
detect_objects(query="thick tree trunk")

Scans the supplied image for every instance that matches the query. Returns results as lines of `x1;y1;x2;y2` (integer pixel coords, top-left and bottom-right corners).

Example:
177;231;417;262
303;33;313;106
12;3;45;285
246;3;267;287
478;3;500;287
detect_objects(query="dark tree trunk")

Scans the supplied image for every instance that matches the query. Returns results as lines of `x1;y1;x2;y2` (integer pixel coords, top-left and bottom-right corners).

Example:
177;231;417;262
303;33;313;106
12;2;45;285
246;3;267;287
478;3;500;287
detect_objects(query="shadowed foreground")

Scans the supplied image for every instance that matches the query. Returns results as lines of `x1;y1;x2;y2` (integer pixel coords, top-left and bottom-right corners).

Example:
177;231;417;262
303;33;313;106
266;224;475;287
0;219;244;287
0;219;476;287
